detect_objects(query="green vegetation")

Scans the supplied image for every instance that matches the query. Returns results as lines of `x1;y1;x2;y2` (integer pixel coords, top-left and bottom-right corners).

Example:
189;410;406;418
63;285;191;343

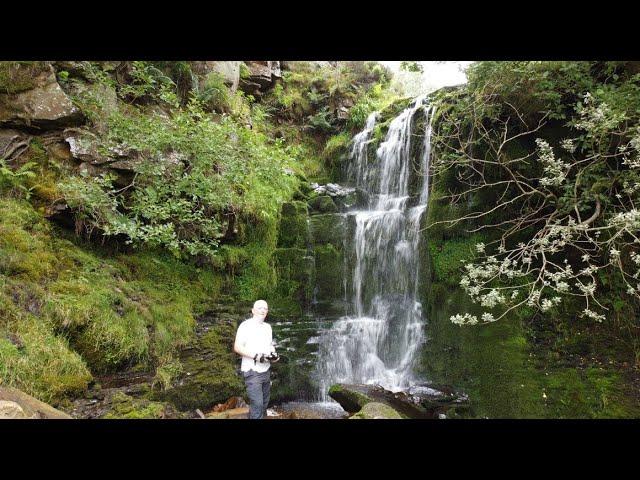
62;67;299;261
430;61;640;332
0;197;225;403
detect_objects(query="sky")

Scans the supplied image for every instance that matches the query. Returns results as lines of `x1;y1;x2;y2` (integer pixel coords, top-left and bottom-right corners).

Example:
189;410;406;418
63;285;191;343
380;61;474;92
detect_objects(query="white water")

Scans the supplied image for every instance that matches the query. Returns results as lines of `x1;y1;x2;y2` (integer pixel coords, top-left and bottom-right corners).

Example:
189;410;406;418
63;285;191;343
317;96;435;397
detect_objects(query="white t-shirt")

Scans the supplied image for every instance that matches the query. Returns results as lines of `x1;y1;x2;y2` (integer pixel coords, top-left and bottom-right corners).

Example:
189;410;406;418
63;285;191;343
235;317;274;373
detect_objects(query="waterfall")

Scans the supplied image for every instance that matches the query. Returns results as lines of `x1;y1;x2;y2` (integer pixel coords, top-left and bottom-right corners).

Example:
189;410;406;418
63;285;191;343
316;96;435;398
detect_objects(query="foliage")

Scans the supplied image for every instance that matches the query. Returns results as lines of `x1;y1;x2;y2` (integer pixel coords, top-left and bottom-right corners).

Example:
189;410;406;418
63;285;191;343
264;61;396;134
430;61;640;334
400;61;424;73
64;75;299;261
0;159;36;199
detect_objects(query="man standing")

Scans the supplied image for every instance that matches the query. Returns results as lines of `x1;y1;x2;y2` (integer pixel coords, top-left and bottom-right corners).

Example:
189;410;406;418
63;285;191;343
233;299;279;419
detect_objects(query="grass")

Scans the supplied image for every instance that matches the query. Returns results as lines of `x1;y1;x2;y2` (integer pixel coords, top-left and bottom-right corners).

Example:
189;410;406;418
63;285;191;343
0;197;226;404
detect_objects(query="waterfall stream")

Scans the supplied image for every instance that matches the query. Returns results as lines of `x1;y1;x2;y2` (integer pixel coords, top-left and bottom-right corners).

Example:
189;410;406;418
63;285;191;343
316;96;435;398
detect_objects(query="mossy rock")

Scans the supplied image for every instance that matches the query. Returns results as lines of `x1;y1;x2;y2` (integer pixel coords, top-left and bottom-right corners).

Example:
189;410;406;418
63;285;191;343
308;195;338;214
313;244;343;300
349;402;402;419
101;391;178;419
328;384;373;412
277;201;309;248
273;247;314;311
155;323;244;411
308;214;345;248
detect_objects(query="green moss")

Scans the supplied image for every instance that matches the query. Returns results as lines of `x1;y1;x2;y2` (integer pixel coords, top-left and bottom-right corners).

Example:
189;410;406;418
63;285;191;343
155;321;244;410
349;402;402;419
308;214;345;247
273;247;314;313
313;244;343;300
277;201;309;248
101;391;173;419
428;234;484;287
308;195;338;214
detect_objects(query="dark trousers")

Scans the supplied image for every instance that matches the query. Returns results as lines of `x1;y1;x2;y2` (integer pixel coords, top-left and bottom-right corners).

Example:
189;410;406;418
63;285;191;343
243;370;271;419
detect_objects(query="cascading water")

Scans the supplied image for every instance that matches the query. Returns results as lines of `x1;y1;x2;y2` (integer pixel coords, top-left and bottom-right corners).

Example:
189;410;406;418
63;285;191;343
316;95;435;399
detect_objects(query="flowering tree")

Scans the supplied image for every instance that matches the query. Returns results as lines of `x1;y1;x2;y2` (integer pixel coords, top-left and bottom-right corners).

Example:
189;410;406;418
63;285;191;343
428;62;640;326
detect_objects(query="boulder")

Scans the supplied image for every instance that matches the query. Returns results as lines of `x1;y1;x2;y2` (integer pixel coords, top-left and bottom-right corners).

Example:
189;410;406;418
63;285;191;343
191;61;241;92
328;384;374;413
0;386;72;419
0;400;28;419
349;402;402;419
328;383;469;419
64;128;114;165
0;63;84;129
239;61;282;96
308;195;338;214
155;307;245;411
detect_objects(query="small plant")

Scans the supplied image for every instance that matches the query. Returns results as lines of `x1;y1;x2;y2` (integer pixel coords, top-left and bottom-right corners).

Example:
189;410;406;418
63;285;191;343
0;159;36;199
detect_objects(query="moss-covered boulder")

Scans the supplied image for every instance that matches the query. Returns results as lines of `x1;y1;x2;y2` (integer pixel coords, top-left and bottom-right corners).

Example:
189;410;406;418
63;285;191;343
155;314;244;411
308;195;338;214
308;214;345;248
349;402;402;419
277;201;309;248
328;384;374;413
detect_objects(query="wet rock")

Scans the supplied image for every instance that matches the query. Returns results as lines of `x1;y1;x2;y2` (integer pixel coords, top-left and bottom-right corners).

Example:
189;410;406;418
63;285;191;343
349;402;402;419
277;201;309;248
328;384;374;413
308;214;345;248
0;386;72;419
308;195;338;214
312;244;344;301
328;383;469;419
0;63;84;129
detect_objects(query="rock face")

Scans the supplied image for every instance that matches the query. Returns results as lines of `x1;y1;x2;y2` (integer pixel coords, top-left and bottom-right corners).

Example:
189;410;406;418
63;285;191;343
239;61;282;96
0;63;84;129
191;61;241;92
0;387;72;419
